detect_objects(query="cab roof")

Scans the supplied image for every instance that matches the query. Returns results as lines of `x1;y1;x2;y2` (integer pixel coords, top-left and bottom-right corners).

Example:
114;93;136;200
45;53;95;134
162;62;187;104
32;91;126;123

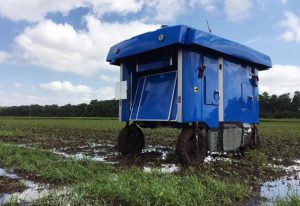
106;25;272;70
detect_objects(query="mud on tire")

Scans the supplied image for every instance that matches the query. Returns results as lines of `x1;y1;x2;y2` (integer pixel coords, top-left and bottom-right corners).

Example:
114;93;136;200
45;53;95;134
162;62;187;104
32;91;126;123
176;126;208;165
118;123;145;155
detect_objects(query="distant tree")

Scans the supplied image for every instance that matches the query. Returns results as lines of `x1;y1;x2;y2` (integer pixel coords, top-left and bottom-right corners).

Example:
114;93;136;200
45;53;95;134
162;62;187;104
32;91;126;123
293;91;300;111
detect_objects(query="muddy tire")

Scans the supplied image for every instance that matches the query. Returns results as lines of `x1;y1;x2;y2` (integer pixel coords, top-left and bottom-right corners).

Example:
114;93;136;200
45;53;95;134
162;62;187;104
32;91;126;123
118;123;145;155
249;125;260;149
176;127;208;165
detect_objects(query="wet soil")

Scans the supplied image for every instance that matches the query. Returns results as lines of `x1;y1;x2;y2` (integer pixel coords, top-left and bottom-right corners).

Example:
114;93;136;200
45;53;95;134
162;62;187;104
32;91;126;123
0;177;25;194
1;136;299;205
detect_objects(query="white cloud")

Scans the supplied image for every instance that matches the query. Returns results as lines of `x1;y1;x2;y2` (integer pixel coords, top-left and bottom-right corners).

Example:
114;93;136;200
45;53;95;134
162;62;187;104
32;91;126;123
100;74;119;83
0;51;8;63
87;0;144;17
0;88;114;106
94;87;115;100
40;81;92;94
36;81;115;105
190;0;217;12
143;0;186;22
280;0;288;4
0;91;47;106
13;82;22;88
260;65;300;95
0;0;145;22
15;16;159;76
224;0;252;22
0;0;83;22
280;12;300;43
0;0;186;23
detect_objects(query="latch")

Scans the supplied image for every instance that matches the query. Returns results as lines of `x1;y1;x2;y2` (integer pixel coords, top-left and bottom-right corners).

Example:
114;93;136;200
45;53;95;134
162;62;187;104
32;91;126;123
198;65;206;78
251;75;259;87
214;89;220;99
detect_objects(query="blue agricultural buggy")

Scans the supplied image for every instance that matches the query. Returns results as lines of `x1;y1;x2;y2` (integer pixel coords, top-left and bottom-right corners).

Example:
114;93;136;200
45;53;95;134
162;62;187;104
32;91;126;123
107;25;272;164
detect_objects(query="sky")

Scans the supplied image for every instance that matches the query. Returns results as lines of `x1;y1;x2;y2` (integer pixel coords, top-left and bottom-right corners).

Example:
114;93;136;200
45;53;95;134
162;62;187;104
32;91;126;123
0;0;299;106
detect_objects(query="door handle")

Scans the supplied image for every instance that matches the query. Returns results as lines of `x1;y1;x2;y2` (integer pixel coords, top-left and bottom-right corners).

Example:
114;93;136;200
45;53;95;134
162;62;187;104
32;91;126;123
214;90;220;99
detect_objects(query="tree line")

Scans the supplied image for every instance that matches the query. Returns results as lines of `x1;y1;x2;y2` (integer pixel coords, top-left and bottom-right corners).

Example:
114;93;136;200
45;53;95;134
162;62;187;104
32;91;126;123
0;99;118;117
0;91;299;118
259;91;300;118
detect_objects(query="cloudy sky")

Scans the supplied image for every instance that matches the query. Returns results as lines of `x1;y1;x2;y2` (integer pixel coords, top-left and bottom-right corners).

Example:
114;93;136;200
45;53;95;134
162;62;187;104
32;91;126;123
0;0;299;106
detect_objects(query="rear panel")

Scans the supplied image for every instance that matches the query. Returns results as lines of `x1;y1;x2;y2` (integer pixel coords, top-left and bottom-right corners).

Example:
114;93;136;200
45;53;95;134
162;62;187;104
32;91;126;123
223;59;259;124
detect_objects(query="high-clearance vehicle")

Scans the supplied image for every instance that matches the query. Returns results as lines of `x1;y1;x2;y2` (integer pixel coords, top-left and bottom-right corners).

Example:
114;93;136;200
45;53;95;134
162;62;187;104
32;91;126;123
106;25;272;164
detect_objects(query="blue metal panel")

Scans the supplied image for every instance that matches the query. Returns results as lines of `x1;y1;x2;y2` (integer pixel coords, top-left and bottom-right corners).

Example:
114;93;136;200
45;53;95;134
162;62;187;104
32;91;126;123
120;62;135;122
223;60;243;122
202;55;219;128
223;59;259;124
107;26;188;64
241;83;254;109
204;56;219;105
181;50;197;122
181;50;219;128
185;29;272;69
170;83;178;121
131;72;177;121
130;78;145;120
107;25;272;69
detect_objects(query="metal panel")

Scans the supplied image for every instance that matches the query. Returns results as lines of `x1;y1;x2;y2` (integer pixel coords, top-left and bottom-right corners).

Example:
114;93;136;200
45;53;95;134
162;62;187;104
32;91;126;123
115;81;127;100
137;72;176;120
177;49;183;122
130;71;177;121
200;54;219;128
218;57;224;122
204;56;218;105
130;78;144;120
241;83;254;109
119;63;123;121
107;26;189;65
170;84;178;121
107;25;272;69
222;124;243;151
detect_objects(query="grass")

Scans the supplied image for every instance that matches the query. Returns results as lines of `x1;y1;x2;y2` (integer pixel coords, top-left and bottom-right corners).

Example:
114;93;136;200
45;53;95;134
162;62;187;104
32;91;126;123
0;117;299;205
275;194;300;206
258;119;300;160
1;117;299;159
0;142;250;206
0;117;179;147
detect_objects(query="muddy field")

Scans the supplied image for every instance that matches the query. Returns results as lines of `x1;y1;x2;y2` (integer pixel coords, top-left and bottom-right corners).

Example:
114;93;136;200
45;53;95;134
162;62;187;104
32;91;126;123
0;117;299;205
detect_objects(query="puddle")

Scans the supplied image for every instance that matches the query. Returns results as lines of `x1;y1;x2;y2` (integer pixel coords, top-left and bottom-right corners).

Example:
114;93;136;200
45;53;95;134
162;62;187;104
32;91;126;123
260;159;300;205
0;180;50;205
143;145;173;161
144;164;180;173
0;168;18;179
0;168;49;205
52;145;118;164
52;144;175;166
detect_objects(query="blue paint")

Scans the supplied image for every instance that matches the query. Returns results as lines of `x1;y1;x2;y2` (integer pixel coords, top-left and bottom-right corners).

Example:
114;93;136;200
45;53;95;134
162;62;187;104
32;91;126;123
131;72;177;121
107;25;271;69
107;25;271;128
107;25;189;64
201;54;219;128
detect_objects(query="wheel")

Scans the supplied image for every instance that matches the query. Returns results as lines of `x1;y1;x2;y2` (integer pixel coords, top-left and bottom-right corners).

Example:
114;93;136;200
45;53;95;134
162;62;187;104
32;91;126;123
249;125;260;149
176;126;208;165
118;123;145;154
